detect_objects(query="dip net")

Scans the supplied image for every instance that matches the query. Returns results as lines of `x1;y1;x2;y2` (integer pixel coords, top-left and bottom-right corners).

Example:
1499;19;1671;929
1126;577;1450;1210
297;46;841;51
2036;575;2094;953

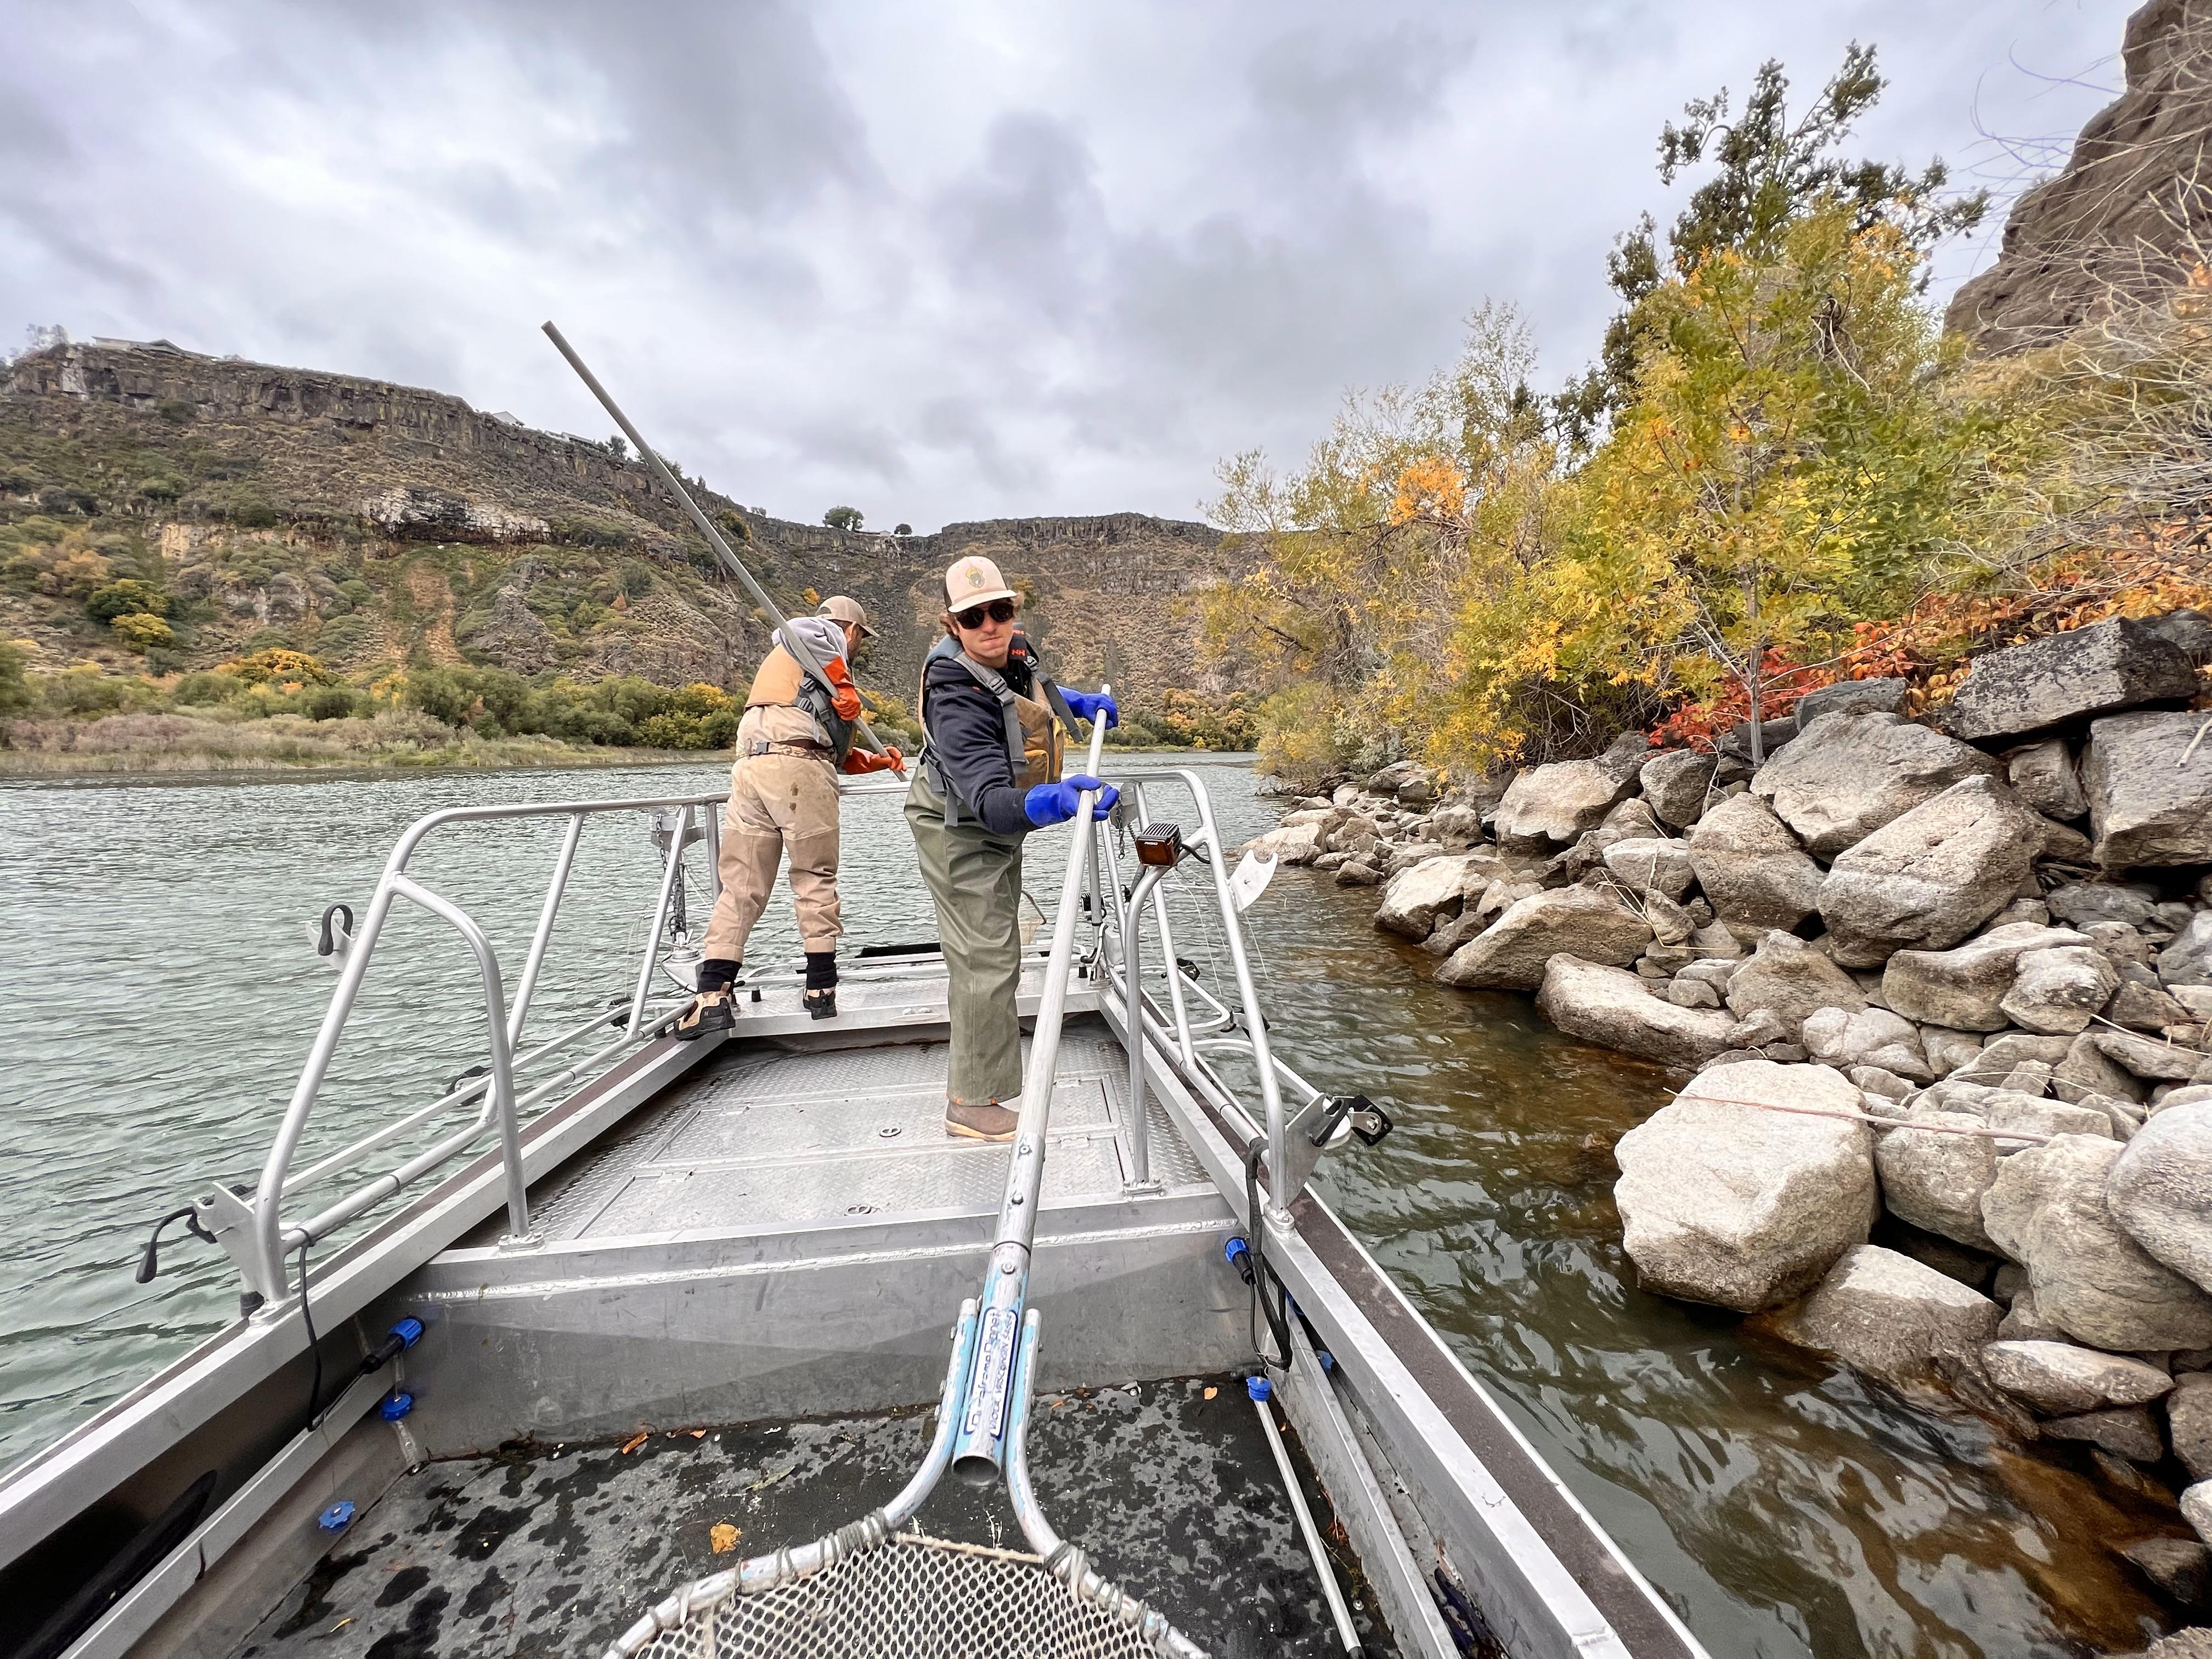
610;1528;1194;1659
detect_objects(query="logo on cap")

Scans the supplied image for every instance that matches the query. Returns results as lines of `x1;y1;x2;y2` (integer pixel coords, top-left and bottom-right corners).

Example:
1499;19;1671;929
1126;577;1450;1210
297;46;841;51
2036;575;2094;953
964;563;986;586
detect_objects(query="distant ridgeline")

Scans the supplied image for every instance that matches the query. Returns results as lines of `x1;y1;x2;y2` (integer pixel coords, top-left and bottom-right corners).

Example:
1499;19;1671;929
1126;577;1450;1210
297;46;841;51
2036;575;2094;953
0;337;1242;739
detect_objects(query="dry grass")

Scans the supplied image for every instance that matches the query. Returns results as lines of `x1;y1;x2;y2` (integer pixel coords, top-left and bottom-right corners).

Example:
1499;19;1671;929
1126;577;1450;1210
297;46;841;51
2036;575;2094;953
0;708;703;775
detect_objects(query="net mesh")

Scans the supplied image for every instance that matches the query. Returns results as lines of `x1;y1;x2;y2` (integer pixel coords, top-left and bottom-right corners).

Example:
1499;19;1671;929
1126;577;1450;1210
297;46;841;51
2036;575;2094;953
618;1533;1192;1659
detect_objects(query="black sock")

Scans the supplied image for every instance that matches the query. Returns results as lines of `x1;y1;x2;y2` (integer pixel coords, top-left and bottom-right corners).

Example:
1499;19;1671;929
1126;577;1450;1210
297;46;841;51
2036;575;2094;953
804;951;837;990
698;958;740;994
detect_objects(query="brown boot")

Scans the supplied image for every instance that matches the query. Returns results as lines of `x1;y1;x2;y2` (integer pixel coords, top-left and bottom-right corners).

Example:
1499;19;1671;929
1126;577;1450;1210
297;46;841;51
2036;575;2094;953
674;986;736;1041
944;1098;1019;1142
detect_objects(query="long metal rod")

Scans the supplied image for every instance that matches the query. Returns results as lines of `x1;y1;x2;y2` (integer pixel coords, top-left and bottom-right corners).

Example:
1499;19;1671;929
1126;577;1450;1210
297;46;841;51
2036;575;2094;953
948;699;1110;1485
540;320;888;758
627;805;690;1037
1254;1385;1364;1654
1131;782;1199;1063
509;811;585;1046
1119;863;1171;1190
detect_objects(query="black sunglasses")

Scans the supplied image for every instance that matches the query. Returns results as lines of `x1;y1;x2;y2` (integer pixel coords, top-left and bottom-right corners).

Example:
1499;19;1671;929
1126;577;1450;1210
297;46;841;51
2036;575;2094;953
954;599;1018;629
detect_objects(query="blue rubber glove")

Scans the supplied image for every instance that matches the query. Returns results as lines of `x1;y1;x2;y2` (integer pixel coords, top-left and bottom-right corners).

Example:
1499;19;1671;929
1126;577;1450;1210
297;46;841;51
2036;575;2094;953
1023;776;1121;827
1063;688;1118;728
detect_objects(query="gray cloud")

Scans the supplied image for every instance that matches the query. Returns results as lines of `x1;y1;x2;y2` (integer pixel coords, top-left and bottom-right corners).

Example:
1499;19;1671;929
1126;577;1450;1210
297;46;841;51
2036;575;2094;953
0;0;2128;531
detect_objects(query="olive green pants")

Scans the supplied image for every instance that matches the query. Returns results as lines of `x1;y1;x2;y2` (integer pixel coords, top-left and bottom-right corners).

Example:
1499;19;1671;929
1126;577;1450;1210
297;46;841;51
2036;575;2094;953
906;769;1026;1108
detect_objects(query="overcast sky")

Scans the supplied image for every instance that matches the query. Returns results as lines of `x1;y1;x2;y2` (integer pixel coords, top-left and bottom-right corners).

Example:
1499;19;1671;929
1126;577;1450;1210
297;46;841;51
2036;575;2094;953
3;1;2130;531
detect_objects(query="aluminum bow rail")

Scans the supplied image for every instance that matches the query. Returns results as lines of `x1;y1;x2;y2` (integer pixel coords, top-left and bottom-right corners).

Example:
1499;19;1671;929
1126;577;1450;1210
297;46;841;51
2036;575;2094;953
221;777;912;1312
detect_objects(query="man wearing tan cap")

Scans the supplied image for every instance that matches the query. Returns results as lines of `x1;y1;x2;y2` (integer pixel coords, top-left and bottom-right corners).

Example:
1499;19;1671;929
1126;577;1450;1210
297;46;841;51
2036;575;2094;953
907;555;1118;1139
677;595;905;1035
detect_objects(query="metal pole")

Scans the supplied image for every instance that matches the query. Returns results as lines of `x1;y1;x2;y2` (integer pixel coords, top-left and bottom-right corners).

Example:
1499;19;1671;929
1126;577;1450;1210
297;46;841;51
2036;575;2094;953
628;805;690;1037
1252;1380;1363;1654
508;812;584;1047
1132;782;1197;1063
949;697;1111;1486
541;321;890;758
390;876;530;1246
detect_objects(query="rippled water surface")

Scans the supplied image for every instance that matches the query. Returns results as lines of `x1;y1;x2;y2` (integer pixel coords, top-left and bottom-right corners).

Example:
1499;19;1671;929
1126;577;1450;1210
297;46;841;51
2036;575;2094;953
0;759;2180;1657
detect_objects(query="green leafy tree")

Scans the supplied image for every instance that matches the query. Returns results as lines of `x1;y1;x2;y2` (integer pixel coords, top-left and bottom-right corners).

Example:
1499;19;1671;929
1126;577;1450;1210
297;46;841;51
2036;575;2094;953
0;638;32;721
109;612;177;652
86;578;171;623
822;505;864;532
1555;45;1985;452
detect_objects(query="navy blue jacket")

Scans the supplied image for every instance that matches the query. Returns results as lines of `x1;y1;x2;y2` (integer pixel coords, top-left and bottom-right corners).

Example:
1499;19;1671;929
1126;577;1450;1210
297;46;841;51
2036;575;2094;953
922;633;1049;838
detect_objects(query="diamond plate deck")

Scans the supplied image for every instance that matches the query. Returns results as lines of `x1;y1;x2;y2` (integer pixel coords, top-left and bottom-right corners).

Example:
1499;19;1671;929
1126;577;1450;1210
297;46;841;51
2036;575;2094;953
521;1016;1207;1243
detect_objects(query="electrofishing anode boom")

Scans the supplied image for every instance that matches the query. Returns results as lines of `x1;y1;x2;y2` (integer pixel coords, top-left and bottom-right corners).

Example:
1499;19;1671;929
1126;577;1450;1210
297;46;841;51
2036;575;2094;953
539;321;894;762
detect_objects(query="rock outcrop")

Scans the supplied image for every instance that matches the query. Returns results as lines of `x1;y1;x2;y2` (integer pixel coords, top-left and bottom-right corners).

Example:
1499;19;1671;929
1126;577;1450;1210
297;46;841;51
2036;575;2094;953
1773;1245;2002;1388
1684;795;1825;930
2109;1101;2212;1296
1492;760;1638;847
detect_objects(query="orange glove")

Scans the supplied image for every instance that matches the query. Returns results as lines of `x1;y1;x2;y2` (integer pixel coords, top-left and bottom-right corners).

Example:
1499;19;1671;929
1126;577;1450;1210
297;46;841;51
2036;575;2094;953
843;744;905;775
821;656;864;721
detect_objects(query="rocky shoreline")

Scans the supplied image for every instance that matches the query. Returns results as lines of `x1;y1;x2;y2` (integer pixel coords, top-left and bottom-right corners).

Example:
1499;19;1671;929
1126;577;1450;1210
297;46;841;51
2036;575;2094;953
1250;612;2212;1635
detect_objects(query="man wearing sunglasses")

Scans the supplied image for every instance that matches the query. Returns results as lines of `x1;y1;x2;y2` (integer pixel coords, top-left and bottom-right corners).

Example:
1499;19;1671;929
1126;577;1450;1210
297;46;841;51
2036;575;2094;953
907;555;1118;1141
677;594;906;1037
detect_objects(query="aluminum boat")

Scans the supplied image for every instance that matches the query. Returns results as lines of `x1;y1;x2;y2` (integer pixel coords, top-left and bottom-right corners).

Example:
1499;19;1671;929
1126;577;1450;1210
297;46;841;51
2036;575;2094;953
0;757;1711;1659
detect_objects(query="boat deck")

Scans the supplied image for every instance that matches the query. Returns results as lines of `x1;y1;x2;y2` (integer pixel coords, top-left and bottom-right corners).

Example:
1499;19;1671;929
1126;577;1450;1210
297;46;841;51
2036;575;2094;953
232;1380;1399;1659
481;1015;1211;1248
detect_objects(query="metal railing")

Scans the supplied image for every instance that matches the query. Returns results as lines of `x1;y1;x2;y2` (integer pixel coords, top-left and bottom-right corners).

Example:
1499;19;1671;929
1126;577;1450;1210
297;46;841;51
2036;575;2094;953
1082;769;1321;1218
232;777;919;1308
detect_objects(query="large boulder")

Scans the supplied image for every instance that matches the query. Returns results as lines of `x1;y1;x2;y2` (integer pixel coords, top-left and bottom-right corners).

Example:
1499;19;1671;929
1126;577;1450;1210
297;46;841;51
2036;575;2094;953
2000;946;2123;1036
2095;1028;2211;1082
1435;887;1653;991
2083;712;2212;868
1640;749;1717;829
1817;777;2050;967
1684;795;1826;931
1977;1339;2176;1414
1246;821;1323;866
1921;1079;2116;1147
2109;1102;2212;1297
1792;678;1910;730
1493;761;1639;848
1612;1060;1878;1311
1771;1245;2001;1389
2047;881;2161;929
1875;1108;1999;1249
1801;1006;1930;1080
2006;739;2090;820
1374;852;1485;940
1937;617;2200;743
1534;957;1739;1067
1980;1133;2212;1351
1882;924;2093;1031
1724;932;1866;1041
1751;712;1999;857
1599;837;1697;902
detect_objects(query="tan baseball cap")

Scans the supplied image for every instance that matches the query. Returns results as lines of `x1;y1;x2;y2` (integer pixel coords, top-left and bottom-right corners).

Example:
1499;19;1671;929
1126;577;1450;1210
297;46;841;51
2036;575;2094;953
943;555;1018;610
817;595;875;637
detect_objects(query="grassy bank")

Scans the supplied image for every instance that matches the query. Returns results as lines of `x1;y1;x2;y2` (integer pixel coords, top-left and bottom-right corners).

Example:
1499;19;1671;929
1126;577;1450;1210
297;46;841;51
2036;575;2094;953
0;707;711;775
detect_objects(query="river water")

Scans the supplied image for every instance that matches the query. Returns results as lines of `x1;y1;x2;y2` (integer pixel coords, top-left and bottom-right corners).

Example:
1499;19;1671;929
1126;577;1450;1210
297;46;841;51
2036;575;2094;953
0;757;2179;1657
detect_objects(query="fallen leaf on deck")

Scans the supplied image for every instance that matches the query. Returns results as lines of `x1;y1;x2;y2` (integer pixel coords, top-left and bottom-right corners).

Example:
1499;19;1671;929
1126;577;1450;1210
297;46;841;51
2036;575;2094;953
710;1522;740;1554
691;1429;707;1439
619;1432;649;1455
1203;1386;1217;1400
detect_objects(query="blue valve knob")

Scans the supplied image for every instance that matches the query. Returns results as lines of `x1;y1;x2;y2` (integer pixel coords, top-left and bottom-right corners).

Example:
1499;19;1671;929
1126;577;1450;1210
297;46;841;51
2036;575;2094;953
1246;1375;1272;1402
318;1500;356;1532
390;1317;424;1350
1223;1237;1254;1285
379;1390;415;1422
